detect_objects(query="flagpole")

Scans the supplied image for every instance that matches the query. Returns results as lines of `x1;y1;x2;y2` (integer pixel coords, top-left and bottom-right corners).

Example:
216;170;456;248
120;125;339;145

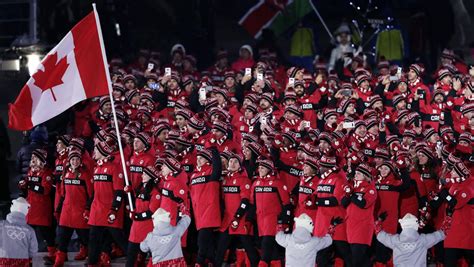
308;0;334;41
92;3;134;212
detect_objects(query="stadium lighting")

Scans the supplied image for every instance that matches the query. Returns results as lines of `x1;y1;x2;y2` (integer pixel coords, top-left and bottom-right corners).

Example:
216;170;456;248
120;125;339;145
26;54;41;75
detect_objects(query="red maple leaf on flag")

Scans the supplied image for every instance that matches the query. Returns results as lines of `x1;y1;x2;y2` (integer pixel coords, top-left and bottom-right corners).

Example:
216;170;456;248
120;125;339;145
32;52;69;101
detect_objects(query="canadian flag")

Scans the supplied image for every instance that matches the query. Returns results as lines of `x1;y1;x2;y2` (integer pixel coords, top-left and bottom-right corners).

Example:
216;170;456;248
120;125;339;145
8;10;110;130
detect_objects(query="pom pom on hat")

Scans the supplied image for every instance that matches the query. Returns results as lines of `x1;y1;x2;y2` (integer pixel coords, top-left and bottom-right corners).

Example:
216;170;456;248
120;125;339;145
294;213;314;233
10;197;30;215
32;148;47;164
399;213;419;230
152;208;171;225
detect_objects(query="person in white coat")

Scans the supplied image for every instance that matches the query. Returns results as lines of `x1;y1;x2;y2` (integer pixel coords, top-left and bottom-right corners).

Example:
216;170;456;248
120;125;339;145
328;22;361;71
140;206;191;267
376;213;451;267
276;213;342;267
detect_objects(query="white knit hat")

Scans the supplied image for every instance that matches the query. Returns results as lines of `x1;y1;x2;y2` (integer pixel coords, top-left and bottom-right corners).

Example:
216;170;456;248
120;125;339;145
398;213;419;230
294;213;314;233
240;45;253;57
152;208;171;226
10;197;30;215
170;43;186;56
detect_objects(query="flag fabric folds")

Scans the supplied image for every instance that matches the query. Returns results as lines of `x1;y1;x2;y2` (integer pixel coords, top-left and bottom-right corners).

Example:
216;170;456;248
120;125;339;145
8;11;109;130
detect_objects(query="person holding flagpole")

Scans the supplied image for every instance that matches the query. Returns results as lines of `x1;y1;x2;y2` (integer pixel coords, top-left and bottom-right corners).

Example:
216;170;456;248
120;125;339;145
87;141;128;266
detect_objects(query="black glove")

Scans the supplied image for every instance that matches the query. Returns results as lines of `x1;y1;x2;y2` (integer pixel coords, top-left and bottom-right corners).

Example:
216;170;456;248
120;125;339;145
377;211;388;222
330;216;343;226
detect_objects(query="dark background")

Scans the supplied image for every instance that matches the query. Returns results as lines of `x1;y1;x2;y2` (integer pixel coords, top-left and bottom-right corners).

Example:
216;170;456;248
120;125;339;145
2;0;472;71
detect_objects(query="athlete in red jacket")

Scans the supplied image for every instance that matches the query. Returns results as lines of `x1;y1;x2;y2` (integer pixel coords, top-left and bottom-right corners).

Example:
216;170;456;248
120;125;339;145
159;157;190;248
314;155;351;267
250;159;291;267
54;150;93;266
128;132;154;188
342;163;377;267
294;158;319;221
215;152;260;267
87;141;128;266
19;148;55;264
53;135;70;218
442;160;474;266
373;161;410;266
124;166;161;267
189;146;222;266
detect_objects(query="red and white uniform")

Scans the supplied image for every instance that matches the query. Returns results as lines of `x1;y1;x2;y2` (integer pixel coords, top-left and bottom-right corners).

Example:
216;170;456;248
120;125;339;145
250;174;290;236
189;152;221;230
89;158;125;229
375;174;403;234
128;151;154;189
59;166;93;229
314;169;348;240
53;152;68;212
444;178;474;250
129;183;161;243
160;171;189;226
220;170;252;235
294;175;319;220
345;180;377;245
25;168;54;226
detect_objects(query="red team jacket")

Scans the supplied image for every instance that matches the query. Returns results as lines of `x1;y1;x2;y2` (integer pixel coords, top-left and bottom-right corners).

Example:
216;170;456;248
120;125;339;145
314;169;348;240
89;158;125;229
25;168;54;226
444;178;474;250
375;174;404;234
129;151;155;188
160;171;189;226
220;170;252;235
189;148;222;230
250;174;290;237
129;182;161;243
345;180;377;245
59;167;93;229
295;175;319;220
53;153;68;212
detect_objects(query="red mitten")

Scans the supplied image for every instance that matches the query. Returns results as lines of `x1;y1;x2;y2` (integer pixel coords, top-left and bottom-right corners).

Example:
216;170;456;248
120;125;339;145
395;156;407;169
440;216;452;235
18;180;27;190
82;210;90;221
374;220;383;234
178;203;190;217
343;184;353;196
276;224;288;233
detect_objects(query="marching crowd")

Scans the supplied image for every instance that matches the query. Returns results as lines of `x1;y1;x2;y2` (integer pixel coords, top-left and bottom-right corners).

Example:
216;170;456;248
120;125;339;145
5;36;474;267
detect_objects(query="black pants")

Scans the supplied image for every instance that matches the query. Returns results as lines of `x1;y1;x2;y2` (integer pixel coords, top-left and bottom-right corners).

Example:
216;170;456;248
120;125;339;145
434;241;445;263
316;240;352;267
126;242;146;267
444;248;474;267
260;236;284;264
88;226;128;264
374;239;391;263
34;225;56;247
57;226;89;252
215;230;259;267
350;244;371;267
196;228;217;265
